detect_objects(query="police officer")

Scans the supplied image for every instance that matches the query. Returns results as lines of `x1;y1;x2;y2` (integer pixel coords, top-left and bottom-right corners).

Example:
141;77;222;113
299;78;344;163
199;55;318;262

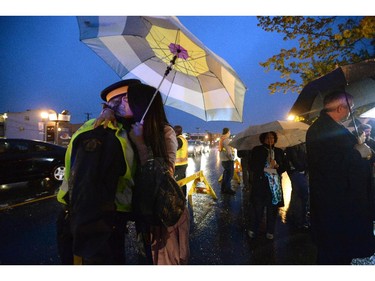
56;79;141;265
173;125;188;197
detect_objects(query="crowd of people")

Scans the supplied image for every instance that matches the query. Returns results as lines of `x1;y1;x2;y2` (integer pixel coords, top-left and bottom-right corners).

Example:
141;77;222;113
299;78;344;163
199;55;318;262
221;90;375;264
56;81;375;265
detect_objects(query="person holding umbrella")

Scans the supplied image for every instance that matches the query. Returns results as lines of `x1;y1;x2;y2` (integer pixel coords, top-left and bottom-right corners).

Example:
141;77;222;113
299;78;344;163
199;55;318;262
247;131;288;240
306;90;375;264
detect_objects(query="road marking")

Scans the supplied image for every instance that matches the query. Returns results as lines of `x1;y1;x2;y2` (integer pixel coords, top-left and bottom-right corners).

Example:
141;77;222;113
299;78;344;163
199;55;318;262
0;194;56;211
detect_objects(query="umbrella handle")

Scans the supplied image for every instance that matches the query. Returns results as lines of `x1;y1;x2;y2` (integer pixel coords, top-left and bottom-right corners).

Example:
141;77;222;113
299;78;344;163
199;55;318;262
140;55;177;125
269;144;274;163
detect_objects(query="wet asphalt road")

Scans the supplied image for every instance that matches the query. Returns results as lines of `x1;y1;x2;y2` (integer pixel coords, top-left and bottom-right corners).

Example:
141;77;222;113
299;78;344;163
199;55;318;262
0;148;317;265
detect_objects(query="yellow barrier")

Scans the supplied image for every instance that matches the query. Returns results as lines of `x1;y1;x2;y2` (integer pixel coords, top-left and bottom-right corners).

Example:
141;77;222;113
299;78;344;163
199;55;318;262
74;255;83;265
177;170;217;208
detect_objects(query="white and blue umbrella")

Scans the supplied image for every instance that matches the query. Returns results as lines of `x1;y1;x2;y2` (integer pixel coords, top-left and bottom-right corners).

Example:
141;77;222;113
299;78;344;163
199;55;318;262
77;16;247;122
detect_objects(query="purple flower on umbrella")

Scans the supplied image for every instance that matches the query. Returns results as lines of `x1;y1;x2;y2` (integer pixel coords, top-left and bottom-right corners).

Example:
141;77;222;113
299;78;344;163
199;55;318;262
169;43;189;60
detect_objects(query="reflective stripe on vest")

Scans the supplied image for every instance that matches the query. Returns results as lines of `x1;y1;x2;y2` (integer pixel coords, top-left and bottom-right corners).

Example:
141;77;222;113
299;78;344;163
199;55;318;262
175;135;188;166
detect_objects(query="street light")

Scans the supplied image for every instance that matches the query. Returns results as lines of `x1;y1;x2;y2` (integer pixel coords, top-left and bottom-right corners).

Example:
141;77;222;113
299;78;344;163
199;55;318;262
40;112;49;120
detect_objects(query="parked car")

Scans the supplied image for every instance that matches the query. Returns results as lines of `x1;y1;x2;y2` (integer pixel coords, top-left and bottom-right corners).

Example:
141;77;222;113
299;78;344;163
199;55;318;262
0;138;67;185
187;140;202;157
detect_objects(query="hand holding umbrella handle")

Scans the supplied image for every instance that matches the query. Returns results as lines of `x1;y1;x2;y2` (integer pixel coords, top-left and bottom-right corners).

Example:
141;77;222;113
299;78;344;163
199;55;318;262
130;122;144;140
269;144;275;162
130;122;148;164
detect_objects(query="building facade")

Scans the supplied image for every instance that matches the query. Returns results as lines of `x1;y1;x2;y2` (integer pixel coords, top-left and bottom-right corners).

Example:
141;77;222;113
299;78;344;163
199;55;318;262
0;109;75;147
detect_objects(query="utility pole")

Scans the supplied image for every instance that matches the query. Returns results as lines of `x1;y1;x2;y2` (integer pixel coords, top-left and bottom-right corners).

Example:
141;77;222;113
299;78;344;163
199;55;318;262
84;112;92;121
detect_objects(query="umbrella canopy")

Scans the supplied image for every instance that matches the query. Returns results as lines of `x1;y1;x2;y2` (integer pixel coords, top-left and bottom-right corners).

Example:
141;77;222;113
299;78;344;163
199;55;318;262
289;59;375;122
77;16;247;122
230;120;309;150
360;107;375;119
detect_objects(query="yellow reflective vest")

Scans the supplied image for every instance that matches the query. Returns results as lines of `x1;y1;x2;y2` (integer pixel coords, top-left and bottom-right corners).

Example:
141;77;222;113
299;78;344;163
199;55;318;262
56;119;136;212
175;135;188;166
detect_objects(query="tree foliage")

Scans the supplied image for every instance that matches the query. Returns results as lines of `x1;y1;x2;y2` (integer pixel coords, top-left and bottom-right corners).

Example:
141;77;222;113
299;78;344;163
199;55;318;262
257;16;375;94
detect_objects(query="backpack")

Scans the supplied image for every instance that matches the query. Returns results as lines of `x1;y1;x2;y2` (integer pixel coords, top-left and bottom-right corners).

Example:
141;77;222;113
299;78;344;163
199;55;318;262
132;154;186;227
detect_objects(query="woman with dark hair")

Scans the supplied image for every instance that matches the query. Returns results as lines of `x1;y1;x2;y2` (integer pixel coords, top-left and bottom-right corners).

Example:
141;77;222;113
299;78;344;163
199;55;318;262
247;131;288;240
95;82;190;265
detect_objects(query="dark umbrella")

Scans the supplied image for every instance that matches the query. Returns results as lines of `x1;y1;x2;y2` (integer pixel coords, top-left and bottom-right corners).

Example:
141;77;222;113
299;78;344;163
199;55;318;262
289;59;375;136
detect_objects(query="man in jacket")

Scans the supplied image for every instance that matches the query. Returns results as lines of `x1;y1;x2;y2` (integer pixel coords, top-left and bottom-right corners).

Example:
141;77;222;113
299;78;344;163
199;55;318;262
56;79;141;264
219;127;235;195
306;90;375;264
285;143;310;229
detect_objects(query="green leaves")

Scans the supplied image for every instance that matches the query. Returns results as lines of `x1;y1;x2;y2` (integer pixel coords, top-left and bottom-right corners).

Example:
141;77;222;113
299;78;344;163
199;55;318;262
257;16;375;95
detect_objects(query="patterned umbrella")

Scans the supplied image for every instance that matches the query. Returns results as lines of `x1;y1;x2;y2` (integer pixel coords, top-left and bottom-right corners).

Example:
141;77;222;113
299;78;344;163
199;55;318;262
77;16;247;122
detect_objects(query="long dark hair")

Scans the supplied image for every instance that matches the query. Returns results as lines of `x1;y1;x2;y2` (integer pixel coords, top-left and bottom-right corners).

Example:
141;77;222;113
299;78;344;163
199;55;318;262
127;83;170;159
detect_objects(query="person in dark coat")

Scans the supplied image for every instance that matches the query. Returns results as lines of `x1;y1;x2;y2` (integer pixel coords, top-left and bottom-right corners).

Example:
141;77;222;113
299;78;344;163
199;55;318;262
56;79;141;265
306;90;375;265
247;131;288;240
285;143;310;229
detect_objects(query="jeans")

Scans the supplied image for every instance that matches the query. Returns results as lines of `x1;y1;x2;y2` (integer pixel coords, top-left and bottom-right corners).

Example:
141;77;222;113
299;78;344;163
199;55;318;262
221;160;234;191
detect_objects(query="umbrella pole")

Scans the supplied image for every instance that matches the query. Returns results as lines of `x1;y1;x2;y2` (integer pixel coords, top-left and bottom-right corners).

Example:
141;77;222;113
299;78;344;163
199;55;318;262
269;143;272;163
344;93;359;139
140;55;178;124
